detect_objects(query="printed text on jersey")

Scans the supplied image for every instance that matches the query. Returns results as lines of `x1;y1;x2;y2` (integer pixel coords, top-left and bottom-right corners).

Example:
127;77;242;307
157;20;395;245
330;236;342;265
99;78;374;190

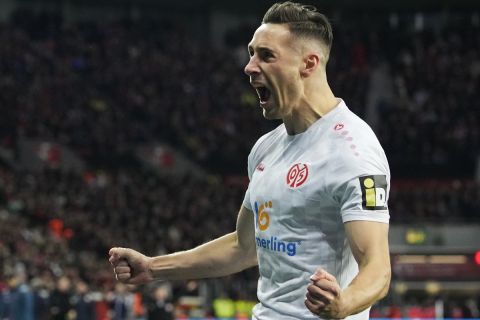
254;201;300;257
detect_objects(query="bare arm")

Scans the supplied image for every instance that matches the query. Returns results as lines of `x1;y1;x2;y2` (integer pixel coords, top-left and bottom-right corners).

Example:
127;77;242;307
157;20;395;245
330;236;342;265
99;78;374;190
342;221;391;313
149;205;257;280
109;205;257;284
305;221;391;318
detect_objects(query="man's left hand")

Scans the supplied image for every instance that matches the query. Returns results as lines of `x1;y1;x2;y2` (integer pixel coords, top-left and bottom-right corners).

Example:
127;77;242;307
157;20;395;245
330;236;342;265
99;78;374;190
305;268;346;319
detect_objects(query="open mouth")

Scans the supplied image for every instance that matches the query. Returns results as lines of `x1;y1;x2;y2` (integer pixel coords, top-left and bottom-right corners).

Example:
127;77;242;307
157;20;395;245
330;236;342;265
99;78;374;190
255;86;271;104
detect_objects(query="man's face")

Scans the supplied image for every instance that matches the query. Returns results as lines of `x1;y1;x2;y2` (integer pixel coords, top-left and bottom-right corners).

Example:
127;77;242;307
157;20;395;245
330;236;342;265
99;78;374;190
245;23;304;119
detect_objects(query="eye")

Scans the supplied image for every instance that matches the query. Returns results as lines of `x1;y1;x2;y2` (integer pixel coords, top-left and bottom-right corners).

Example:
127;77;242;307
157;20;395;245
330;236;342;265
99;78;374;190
261;51;274;61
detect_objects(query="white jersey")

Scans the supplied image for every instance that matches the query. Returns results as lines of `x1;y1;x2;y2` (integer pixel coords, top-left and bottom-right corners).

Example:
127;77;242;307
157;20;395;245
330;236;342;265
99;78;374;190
243;99;390;320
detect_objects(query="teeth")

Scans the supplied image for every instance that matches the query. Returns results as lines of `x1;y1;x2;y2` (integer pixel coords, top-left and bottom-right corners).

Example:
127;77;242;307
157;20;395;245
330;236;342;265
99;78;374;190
255;86;270;102
256;87;265;100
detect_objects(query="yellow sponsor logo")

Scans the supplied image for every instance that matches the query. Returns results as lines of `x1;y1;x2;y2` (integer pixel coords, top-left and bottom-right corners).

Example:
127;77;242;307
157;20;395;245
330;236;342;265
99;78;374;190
254;201;272;231
258;201;272;231
359;175;388;210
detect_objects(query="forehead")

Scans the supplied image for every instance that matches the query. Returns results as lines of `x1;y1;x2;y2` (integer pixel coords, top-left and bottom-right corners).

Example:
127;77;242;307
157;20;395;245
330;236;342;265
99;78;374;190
248;23;294;50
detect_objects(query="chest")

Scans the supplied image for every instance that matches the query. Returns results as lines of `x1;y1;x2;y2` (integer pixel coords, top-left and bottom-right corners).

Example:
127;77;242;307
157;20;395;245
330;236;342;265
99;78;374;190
250;142;340;230
249;139;330;202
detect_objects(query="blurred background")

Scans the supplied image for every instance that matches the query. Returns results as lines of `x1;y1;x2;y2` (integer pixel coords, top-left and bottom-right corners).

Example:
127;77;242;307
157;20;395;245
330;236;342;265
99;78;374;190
0;0;479;319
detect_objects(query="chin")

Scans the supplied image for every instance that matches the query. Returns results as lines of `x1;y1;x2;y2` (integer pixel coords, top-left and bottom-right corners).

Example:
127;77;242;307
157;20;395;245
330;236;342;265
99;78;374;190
262;110;280;120
261;105;281;120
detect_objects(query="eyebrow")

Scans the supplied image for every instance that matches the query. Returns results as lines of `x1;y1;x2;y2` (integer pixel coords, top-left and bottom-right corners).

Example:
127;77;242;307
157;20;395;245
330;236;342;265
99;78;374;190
248;45;275;55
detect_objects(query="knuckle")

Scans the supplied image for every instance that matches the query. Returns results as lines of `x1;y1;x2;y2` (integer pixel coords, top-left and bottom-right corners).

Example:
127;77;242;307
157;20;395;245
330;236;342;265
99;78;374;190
118;273;130;280
118;260;128;266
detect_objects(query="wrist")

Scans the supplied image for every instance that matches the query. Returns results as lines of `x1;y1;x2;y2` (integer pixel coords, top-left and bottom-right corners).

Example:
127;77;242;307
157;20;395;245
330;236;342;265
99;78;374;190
146;254;180;281
146;256;155;280
333;291;351;319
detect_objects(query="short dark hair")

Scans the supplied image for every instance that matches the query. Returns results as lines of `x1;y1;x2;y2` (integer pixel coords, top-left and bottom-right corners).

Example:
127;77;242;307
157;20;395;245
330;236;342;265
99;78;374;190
262;1;333;50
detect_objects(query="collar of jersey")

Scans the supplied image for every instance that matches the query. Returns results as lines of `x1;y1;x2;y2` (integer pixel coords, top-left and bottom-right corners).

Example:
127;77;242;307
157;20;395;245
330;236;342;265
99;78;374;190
284;98;347;141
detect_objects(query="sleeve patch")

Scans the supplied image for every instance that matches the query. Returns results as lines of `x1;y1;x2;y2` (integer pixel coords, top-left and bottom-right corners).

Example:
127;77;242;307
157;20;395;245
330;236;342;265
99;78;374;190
359;175;388;210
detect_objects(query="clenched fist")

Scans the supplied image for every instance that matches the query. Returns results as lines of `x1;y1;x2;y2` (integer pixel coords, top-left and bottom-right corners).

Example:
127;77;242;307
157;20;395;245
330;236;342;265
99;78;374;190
305;268;346;319
109;247;154;285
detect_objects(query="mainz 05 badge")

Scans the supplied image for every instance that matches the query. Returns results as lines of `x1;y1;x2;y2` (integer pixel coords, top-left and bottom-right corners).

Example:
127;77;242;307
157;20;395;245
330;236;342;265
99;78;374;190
359;175;388;210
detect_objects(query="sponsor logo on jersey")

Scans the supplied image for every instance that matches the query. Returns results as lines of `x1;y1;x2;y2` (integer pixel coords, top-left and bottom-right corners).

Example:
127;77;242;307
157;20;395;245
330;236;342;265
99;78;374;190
254;201;300;257
359;175;388;210
334;123;344;131
286;163;309;188
255;201;271;231
255;236;298;257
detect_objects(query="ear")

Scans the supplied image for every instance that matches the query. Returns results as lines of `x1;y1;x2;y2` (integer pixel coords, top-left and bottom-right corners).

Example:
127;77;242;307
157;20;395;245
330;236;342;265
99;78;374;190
300;53;320;78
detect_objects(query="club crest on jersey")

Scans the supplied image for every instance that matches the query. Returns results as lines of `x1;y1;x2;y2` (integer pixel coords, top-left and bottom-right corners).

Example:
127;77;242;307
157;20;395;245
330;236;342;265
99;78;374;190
286;163;309;188
359;175;388;210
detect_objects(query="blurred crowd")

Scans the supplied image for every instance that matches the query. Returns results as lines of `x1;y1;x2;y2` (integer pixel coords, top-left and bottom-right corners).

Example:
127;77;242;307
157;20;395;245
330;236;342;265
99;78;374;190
0;10;269;173
371;297;480;319
0;165;479;319
0;166;258;319
390;179;480;224
375;21;480;177
0;7;479;320
1;10;477;175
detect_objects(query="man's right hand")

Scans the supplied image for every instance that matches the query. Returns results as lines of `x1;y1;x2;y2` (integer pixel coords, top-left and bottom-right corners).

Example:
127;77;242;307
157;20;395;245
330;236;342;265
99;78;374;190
109;247;154;285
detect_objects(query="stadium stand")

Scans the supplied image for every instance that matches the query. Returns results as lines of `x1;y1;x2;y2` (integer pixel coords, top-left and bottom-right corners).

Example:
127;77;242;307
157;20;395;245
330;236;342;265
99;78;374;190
0;4;479;319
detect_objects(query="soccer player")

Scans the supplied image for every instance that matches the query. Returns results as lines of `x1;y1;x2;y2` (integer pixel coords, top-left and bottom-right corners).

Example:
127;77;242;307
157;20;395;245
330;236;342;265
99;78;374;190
109;2;391;319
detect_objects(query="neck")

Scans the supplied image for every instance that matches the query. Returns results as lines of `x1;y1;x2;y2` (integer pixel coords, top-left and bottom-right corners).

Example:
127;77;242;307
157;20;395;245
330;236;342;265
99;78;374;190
282;80;338;135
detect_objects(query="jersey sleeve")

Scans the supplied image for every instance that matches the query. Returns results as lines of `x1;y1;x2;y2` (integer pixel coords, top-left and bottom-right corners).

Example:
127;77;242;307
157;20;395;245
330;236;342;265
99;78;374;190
329;128;391;224
241;131;273;212
242;188;252;211
242;138;257;211
336;174;390;223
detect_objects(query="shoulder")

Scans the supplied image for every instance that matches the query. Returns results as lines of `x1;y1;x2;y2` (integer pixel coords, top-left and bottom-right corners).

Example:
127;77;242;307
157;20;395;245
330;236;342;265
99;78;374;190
325;105;390;183
249;124;284;162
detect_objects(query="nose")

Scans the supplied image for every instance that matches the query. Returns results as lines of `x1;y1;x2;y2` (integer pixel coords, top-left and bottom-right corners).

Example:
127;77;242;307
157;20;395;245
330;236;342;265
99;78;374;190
244;56;260;76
